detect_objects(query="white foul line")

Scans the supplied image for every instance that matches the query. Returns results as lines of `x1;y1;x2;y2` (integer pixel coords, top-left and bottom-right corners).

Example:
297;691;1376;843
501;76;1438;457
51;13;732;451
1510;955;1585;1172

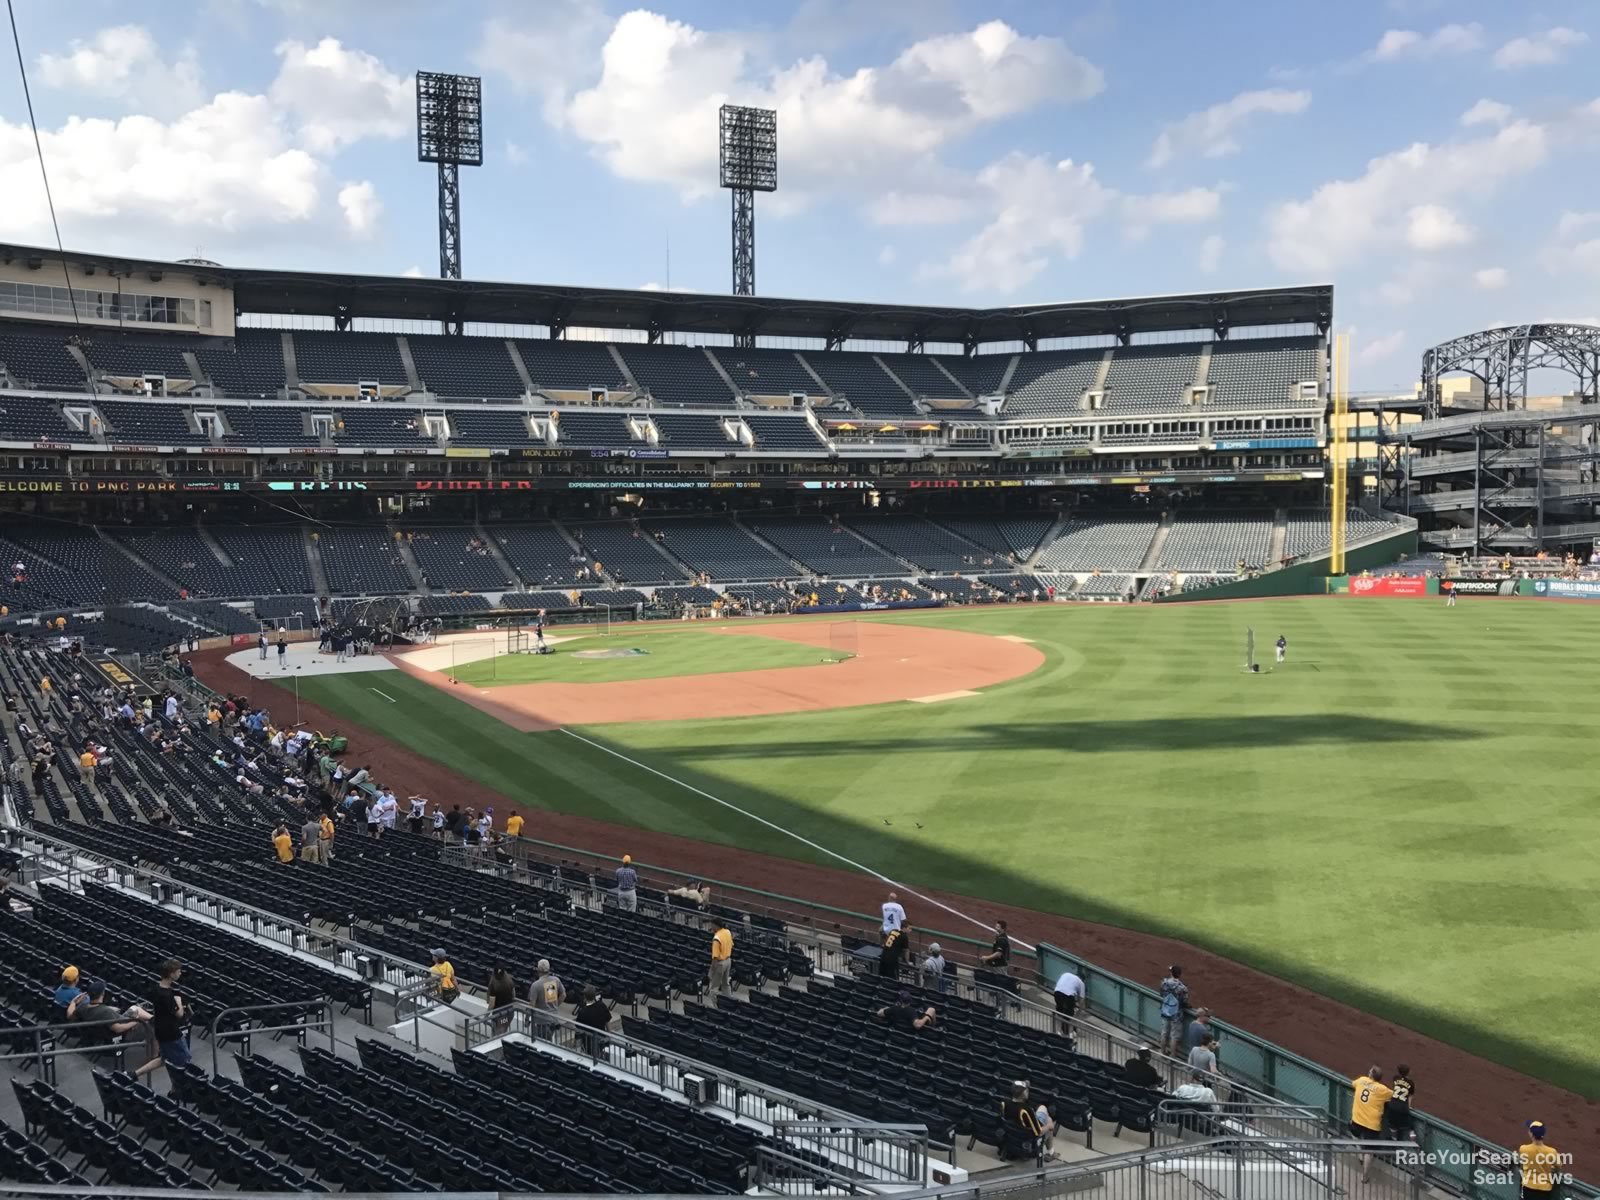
368;688;397;703
559;727;1034;952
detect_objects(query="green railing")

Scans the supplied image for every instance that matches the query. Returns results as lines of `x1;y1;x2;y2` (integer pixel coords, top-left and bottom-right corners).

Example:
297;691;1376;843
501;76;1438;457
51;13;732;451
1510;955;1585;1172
1036;943;1593;1200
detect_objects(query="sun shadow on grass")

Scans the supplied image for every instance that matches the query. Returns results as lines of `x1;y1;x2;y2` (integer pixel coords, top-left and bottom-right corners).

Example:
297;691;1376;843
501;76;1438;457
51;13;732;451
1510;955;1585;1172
635;714;1482;761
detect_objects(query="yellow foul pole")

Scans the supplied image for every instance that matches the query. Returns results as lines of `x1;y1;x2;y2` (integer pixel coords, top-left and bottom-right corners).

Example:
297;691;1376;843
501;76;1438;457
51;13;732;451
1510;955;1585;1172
1330;333;1350;576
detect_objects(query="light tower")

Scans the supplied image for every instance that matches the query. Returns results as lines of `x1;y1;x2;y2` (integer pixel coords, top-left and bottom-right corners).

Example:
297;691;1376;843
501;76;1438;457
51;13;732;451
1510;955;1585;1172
416;71;482;332
718;104;776;344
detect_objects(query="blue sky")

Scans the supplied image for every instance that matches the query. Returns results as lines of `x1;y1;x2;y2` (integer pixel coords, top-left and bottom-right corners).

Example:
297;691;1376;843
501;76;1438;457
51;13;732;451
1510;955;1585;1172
1;0;1597;389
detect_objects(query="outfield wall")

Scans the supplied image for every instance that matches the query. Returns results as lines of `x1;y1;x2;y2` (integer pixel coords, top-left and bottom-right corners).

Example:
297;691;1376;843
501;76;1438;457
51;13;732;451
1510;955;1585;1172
1154;527;1418;603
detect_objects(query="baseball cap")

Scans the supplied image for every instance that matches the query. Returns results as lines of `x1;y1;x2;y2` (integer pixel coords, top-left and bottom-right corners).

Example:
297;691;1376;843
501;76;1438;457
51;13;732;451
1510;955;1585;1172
1528;1121;1547;1137
61;965;79;983
928;942;941;953
622;854;632;864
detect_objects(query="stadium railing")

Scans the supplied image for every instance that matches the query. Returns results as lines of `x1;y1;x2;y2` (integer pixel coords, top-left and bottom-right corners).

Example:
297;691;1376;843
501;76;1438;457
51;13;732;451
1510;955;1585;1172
456;1000;940;1178
1037;943;1598;1200
888;1138;1437;1200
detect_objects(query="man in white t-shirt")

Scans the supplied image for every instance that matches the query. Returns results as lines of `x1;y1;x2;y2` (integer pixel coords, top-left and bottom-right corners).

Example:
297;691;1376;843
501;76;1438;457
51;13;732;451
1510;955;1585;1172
881;892;907;936
1173;1071;1218;1107
407;794;428;834
1053;969;1085;1020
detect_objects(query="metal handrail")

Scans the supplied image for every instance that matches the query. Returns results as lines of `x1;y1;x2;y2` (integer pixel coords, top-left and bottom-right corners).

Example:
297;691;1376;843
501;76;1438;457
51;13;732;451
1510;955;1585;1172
10;823;434;995
207;999;335;1075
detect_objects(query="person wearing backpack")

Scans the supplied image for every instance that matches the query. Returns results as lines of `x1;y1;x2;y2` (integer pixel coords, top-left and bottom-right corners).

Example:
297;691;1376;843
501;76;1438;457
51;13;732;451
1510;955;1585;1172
1159;964;1190;1056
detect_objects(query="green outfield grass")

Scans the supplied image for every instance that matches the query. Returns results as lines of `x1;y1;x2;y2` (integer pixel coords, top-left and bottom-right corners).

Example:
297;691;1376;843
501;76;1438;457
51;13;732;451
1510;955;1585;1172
447;629;834;686
278;598;1600;1096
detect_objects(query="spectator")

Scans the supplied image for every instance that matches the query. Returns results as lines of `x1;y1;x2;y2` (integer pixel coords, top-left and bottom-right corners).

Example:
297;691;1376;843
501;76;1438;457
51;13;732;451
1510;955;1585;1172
529;959;566;1010
429;949;459;1004
708;919;734;995
998;1082;1046;1161
66;980;145;1049
1173;1070;1219;1107
135;958;189;1079
271;824;293;864
1519;1121;1562;1200
667;881;711;909
1053;968;1085;1020
1385;1065;1416;1142
52;966;83;1014
1158;965;1189;1055
505;811;524;838
879;924;910;978
1124;1045;1164;1089
1181;1007;1214;1054
615;854;638;913
443;804;464;842
574;985;611;1055
299;813;323;864
881;891;906;935
487;964;516;1035
919;942;947;994
875;991;937;1032
1188;1033;1219;1075
407;794;428;834
1349;1066;1393;1183
318;810;336;863
980;920;1011;968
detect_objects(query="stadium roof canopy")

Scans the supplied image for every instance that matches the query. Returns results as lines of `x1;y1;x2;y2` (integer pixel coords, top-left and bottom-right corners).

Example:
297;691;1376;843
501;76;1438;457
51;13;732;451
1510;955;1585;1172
0;242;1331;348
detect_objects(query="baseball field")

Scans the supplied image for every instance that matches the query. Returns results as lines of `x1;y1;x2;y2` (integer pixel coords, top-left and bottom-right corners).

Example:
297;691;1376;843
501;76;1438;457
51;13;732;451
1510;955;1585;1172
274;597;1600;1098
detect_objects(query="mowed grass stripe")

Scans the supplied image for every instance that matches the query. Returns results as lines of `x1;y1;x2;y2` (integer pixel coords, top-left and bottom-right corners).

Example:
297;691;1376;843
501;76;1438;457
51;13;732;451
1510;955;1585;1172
283;599;1600;1095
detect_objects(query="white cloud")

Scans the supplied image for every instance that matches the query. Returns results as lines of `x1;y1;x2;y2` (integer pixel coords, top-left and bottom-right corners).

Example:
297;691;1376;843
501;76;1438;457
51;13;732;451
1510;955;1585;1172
1494;27;1588;69
922;154;1219;293
401;265;425;278
1405;204;1472;250
269;37;413;153
1198;233;1224;273
337;180;381;236
36;25;203;115
0;94;320;244
1267;121;1548;272
877;245;897;266
505;140;529;167
924;154;1113;292
1371;23;1484;60
474;0;614;125
869;190;975;226
1474;266;1508;289
0;27;416;251
553;13;1102;206
1460;98;1511;127
1358;330;1407;364
1557;210;1600;237
1122;187;1222;239
1146;88;1309;168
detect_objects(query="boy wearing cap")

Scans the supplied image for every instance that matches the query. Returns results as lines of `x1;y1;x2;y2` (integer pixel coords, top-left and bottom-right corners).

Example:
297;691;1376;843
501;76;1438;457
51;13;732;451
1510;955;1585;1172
53;966;83;1013
920;943;947;994
615;855;638;913
1519;1122;1562;1200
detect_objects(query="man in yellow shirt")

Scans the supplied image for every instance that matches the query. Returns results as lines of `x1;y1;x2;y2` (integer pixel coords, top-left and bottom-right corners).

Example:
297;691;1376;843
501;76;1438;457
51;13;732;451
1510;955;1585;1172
271;824;293;864
1519;1121;1562;1200
708;920;734;996
319;812;335;862
78;749;96;776
1349;1067;1393;1182
505;812;524;838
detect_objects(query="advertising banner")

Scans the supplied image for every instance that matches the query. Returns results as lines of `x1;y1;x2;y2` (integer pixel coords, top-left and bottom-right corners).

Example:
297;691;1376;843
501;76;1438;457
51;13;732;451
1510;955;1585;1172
1348;575;1430;597
1526;579;1600;601
1439;577;1516;596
